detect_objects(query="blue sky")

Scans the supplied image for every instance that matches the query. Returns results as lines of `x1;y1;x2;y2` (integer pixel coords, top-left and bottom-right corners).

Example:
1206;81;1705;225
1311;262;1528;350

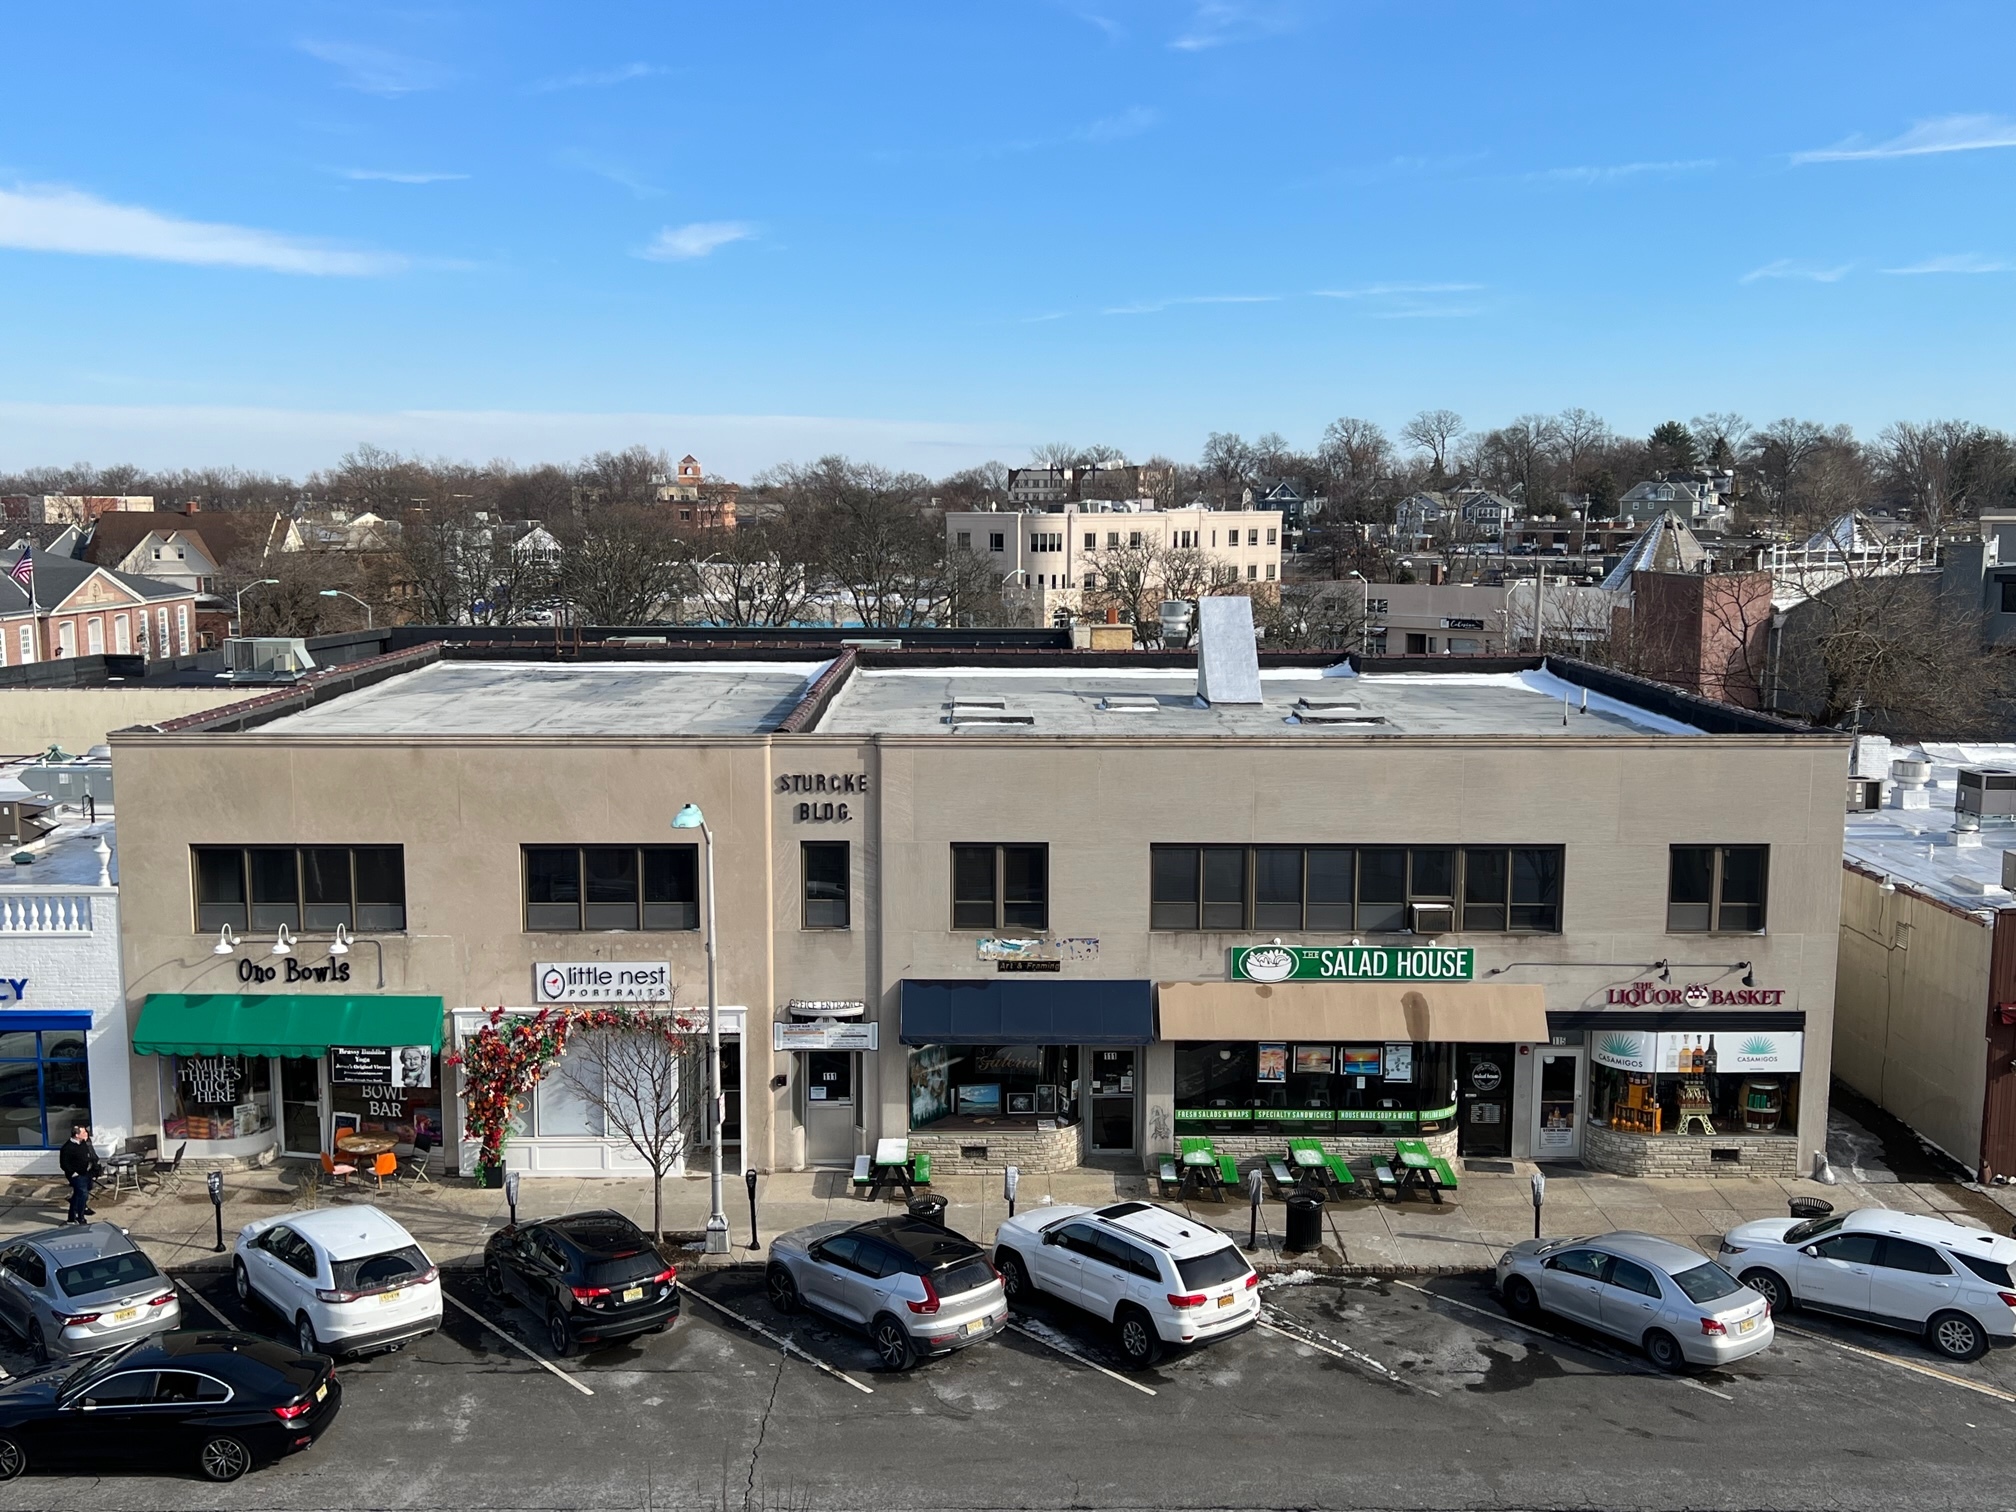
3;1;2015;478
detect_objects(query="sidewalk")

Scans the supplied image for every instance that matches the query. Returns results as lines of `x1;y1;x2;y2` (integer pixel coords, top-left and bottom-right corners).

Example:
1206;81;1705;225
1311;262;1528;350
10;1158;2014;1277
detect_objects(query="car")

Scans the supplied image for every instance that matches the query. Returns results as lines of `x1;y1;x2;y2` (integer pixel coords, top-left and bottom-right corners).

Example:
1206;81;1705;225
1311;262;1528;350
993;1200;1258;1367
1495;1232;1772;1371
0;1224;180;1364
482;1210;679;1357
0;1330;340;1483
232;1207;441;1359
1717;1206;2016;1361
766;1214;1007;1371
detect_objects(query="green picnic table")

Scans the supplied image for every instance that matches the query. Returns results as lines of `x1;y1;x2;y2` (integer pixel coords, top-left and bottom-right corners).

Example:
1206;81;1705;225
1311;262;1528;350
1284;1137;1355;1195
1391;1138;1459;1204
1178;1136;1239;1199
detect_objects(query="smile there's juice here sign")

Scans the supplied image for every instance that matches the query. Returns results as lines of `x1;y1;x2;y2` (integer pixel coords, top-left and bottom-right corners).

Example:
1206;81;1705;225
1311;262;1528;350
1229;946;1474;983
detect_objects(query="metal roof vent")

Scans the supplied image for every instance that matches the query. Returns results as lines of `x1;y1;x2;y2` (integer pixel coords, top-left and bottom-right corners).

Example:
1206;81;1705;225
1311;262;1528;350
1195;596;1262;705
1096;695;1160;712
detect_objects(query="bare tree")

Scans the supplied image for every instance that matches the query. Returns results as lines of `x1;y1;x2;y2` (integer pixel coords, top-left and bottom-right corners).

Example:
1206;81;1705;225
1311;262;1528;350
680;517;816;627
559;1021;705;1241
1401;409;1465;475
553;505;688;623
1690;413;1751;470
1028;442;1081;471
1476;415;1561;505
1554;408;1612;481
1877;420;2015;536
1317;417;1396;524
1250;580;1367;651
1198;432;1255;504
577;446;670;508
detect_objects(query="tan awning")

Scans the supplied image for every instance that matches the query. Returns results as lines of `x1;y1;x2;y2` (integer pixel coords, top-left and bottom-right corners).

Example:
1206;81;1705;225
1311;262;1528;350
1156;980;1550;1043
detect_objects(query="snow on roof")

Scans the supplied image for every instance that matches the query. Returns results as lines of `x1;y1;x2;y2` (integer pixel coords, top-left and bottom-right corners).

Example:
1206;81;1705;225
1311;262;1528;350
1598;511;1709;593
1842;741;2016;911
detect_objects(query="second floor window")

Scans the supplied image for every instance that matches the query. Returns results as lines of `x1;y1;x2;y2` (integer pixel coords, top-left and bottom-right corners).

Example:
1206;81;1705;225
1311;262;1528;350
523;846;698;932
1668;846;1767;932
952;843;1047;930
195;846;405;933
1150;845;1562;933
803;842;850;929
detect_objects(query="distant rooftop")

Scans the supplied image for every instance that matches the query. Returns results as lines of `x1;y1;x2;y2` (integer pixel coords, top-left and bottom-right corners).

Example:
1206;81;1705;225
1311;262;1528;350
252;660;830;738
813;665;1706;739
1844;742;2016;912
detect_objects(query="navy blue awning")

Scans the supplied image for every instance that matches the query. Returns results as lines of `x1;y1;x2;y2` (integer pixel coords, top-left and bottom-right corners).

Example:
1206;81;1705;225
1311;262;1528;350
0;1011;92;1034
899;979;1153;1046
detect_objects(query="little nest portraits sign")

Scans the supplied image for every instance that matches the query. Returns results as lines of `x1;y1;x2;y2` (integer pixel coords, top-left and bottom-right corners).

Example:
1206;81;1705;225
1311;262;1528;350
1229;945;1475;983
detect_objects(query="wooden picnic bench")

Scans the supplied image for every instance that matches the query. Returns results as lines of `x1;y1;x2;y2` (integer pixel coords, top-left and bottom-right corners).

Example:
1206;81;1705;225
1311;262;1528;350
852;1138;932;1200
1391;1138;1459;1205
1285;1137;1357;1196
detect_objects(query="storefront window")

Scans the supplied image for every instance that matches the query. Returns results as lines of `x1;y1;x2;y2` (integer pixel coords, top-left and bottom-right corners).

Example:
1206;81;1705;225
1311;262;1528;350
329;1046;441;1146
1173;1041;1457;1135
909;1045;1078;1128
0;1031;91;1150
1589;1031;1800;1137
164;1055;272;1142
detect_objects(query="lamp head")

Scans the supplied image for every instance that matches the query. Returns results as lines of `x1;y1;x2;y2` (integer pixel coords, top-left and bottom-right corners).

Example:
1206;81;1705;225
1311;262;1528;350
1656;959;1671;982
212;925;239;957
270;924;295;958
671;804;705;830
329;924;352;956
1740;962;1756;988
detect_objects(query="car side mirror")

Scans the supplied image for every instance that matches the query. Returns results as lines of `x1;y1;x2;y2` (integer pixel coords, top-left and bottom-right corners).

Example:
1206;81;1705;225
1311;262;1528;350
1541;1256;1559;1270
1800;1245;1820;1258
1040;1230;1060;1246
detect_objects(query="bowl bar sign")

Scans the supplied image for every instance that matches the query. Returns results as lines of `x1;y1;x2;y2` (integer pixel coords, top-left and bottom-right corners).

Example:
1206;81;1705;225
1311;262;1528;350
1230;945;1474;983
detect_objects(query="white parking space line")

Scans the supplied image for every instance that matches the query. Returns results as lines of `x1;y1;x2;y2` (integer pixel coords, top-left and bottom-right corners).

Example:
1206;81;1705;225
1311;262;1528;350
174;1277;234;1330
1257;1311;1439;1397
681;1289;875;1396
1388;1280;1734;1402
1775;1324;2016;1405
442;1293;595;1398
1004;1321;1157;1396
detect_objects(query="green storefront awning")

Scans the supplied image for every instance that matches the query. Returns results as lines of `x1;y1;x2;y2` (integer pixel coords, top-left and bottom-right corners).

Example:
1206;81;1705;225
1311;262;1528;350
133;994;445;1058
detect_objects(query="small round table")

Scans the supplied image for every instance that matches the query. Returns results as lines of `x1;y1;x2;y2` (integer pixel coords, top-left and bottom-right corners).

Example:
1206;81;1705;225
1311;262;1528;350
335;1133;398;1159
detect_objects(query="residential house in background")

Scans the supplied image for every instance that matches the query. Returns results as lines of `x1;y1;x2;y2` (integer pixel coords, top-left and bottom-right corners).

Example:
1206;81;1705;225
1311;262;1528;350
80;506;285;647
1621;473;1734;529
0;495;156;528
0;548;201;668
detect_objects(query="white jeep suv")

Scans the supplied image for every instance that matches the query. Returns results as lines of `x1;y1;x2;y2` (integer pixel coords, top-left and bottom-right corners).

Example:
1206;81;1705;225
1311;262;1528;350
993;1201;1258;1366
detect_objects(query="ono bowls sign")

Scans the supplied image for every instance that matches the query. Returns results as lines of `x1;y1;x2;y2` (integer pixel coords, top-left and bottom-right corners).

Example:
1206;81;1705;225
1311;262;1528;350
1230;945;1474;983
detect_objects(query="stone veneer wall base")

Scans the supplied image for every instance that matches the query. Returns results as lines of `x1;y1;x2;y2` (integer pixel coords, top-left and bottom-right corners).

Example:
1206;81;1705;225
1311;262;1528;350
906;1123;1083;1174
1583;1123;1799;1177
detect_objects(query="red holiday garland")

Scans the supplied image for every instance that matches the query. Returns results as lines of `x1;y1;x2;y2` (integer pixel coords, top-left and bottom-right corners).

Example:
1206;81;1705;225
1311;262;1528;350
446;1005;697;1183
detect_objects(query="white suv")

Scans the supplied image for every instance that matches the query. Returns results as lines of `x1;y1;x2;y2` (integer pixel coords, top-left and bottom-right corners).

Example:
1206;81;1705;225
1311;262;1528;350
1718;1206;2016;1361
993;1201;1258;1366
234;1208;443;1359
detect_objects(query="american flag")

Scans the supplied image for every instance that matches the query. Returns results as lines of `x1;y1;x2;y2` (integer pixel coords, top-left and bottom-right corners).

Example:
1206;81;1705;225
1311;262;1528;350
5;553;29;590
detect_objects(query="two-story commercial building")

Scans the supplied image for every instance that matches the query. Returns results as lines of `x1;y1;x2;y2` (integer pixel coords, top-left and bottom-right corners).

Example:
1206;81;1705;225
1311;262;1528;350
105;633;1847;1183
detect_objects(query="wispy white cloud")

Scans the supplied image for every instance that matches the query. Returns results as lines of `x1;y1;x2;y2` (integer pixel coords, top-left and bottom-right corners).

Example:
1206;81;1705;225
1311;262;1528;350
1314;282;1483;299
1883;253;2014;275
1793;114;2016;164
639;221;755;261
1741;258;1851;284
1315;282;1485;318
1077;106;1158;145
297;39;446;97
1170;1;1294;51
1076;12;1125;42
1531;158;1715;185
1102;293;1280;315
339;168;468;184
528;61;663;94
0;182;402;276
554;151;661;198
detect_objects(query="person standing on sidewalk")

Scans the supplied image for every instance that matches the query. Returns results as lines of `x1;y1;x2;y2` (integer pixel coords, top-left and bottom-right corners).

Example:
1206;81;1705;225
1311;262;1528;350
59;1124;99;1225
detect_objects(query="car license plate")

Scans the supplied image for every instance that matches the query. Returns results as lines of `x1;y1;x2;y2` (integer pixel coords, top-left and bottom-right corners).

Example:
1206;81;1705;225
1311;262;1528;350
1217;1295;1235;1309
1737;1317;1757;1334
378;1289;402;1305
964;1319;985;1336
623;1286;644;1303
112;1307;138;1323
315;1383;328;1403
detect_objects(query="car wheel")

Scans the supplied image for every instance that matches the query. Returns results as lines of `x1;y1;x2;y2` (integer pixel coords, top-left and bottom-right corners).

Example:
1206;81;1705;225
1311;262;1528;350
995;1250;1031;1304
483;1261;507;1299
296;1315;319;1355
0;1434;24;1480
1642;1328;1686;1373
198;1434;252;1483
870;1313;916;1372
24;1322;47;1367
766;1263;801;1315
1116;1306;1163;1368
1739;1268;1791;1316
547;1308;576;1358
1502;1275;1539;1318
1929;1310;1987;1362
233;1259;254;1307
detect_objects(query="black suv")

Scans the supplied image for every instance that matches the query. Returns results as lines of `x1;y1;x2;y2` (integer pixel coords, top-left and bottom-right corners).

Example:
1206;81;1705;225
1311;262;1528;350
482;1211;679;1356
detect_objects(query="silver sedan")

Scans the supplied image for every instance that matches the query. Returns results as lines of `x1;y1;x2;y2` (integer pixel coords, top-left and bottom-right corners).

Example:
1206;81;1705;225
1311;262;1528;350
0;1224;180;1363
1495;1231;1773;1371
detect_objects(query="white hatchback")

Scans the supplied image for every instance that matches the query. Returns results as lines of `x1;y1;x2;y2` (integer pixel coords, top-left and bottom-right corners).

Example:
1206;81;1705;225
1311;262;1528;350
234;1208;442;1358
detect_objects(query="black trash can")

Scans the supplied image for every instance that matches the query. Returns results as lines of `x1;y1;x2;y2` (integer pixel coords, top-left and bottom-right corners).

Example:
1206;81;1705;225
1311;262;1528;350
1787;1196;1833;1220
1284;1191;1326;1253
907;1194;949;1226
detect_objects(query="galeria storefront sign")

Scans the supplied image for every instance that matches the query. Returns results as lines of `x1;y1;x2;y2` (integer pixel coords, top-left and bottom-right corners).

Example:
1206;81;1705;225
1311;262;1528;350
1589;1030;1804;1074
1229;946;1474;983
534;962;672;1003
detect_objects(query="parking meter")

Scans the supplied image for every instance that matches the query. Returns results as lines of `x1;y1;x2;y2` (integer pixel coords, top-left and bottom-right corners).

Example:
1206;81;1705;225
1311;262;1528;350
504;1170;521;1228
207;1170;225;1253
744;1168;760;1249
1003;1165;1020;1219
1530;1170;1546;1240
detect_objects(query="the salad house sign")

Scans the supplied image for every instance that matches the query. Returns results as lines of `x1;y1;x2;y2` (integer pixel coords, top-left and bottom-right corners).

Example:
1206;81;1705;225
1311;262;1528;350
1229;945;1475;983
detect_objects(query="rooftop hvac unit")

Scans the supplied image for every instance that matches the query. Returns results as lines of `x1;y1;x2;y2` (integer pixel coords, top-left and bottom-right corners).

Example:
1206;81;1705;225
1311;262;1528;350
1845;778;1882;814
225;637;317;683
1955;767;2016;819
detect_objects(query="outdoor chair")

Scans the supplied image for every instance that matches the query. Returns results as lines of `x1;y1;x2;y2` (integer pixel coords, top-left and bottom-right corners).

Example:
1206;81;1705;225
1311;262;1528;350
320;1151;357;1189
152;1141;189;1195
401;1131;436;1184
369;1152;398;1192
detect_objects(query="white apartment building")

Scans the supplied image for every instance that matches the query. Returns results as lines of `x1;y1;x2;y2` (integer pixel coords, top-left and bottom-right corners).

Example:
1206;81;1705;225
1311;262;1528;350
946;503;1285;623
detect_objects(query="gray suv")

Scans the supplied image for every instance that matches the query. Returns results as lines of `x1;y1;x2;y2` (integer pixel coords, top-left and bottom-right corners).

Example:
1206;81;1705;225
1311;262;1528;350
766;1215;1007;1370
0;1223;181;1363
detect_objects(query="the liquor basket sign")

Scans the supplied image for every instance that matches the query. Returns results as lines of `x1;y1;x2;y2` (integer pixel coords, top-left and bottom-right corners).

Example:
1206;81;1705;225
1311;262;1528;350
1229;945;1474;983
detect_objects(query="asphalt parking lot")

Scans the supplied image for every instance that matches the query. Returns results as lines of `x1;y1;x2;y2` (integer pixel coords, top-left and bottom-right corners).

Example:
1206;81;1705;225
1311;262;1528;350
0;1256;2008;1511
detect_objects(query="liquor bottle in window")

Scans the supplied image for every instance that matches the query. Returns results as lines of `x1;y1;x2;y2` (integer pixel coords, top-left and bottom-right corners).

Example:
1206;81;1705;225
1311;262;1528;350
1703;1035;1718;1077
1689;1036;1704;1074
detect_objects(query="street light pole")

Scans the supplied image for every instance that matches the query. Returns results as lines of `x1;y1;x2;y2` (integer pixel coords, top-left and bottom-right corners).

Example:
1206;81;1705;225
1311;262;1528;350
673;803;730;1254
234;578;279;635
317;588;375;628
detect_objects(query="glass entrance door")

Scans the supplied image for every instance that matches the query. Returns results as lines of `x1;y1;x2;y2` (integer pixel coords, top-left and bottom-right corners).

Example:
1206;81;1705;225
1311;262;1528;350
1088;1049;1136;1154
1532;1047;1585;1160
1456;1044;1512;1157
279;1056;325;1156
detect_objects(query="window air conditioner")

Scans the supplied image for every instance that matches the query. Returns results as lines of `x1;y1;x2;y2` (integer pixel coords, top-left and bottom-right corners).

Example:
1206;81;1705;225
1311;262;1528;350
1409;903;1455;936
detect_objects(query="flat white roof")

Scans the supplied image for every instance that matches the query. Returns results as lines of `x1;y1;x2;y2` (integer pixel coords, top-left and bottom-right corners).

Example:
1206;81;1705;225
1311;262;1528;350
1844;742;2016;911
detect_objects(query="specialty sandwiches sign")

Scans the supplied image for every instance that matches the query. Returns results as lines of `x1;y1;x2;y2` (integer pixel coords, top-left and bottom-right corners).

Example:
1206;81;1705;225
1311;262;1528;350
1230;946;1474;983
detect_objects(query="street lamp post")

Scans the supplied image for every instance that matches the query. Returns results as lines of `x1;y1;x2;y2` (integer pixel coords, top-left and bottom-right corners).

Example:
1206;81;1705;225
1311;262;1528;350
234;578;280;635
317;589;375;628
672;802;730;1254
